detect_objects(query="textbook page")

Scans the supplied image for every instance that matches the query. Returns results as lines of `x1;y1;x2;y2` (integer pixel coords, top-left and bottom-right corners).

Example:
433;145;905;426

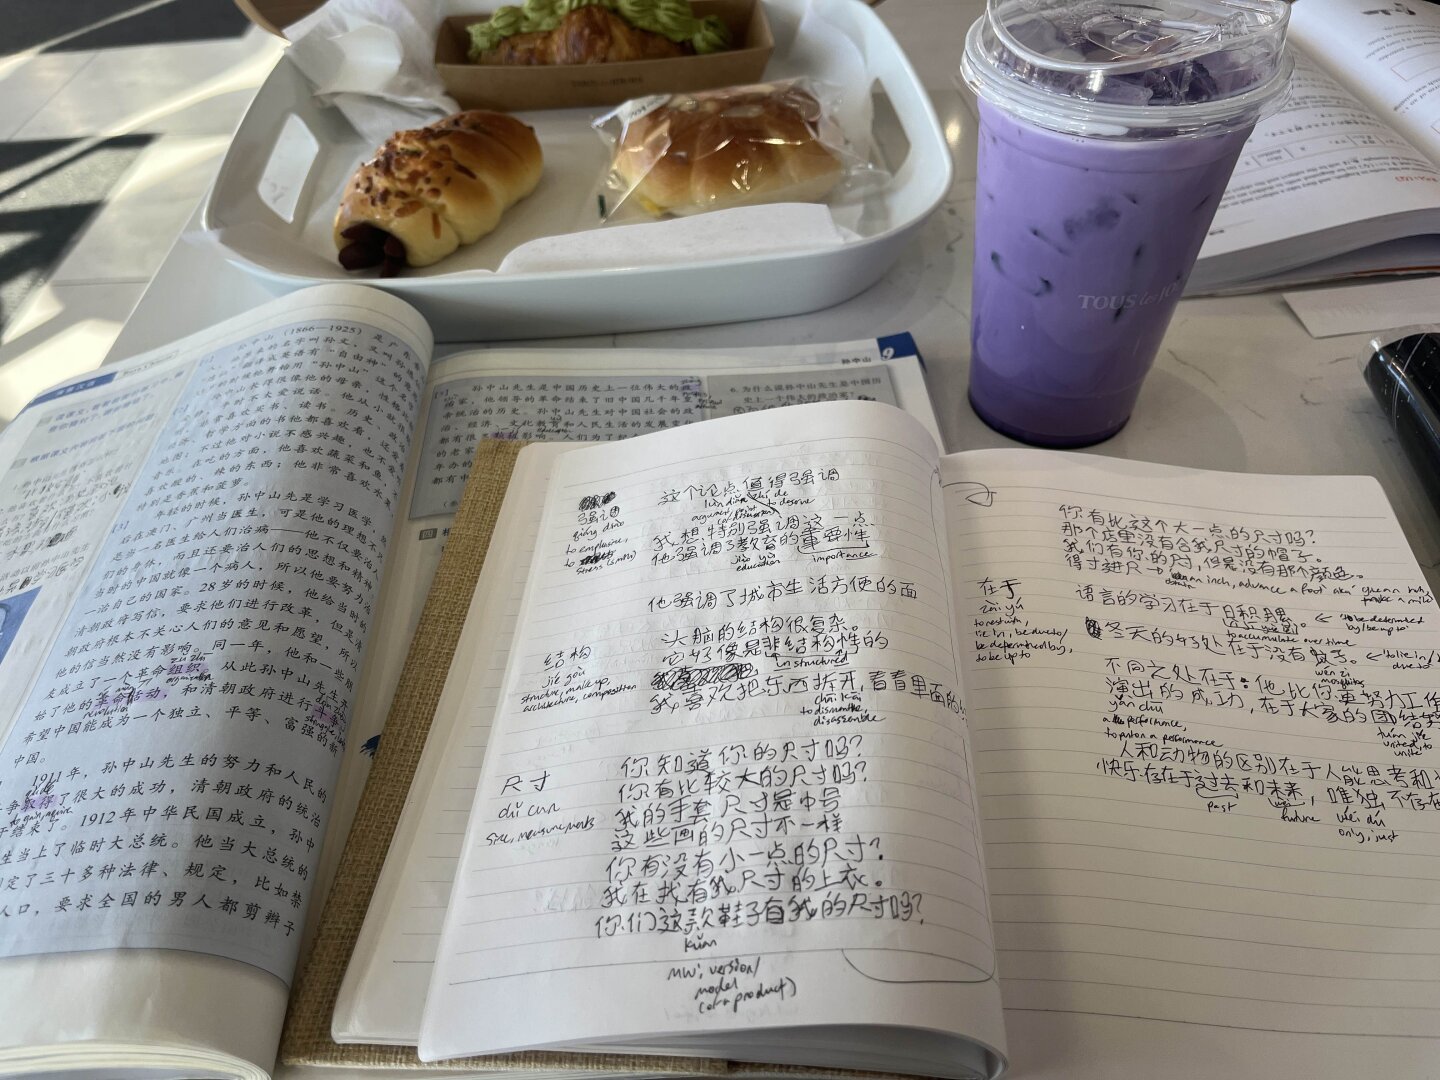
0;284;431;1080
419;403;1004;1078
942;450;1440;1079
1194;53;1440;290
1291;0;1440;166
330;342;940;1046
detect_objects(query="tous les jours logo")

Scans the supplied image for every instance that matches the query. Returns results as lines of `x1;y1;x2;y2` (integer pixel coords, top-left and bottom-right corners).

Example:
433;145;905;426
1077;280;1184;311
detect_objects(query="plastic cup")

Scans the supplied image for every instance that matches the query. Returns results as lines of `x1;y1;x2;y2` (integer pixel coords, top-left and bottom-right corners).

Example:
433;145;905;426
961;0;1292;447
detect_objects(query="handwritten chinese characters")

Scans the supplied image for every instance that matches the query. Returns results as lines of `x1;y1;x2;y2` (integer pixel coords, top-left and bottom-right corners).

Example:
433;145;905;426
1051;502;1439;839
947;451;1440;1038
409;369;898;519
600;735;924;952
420;405;998;1061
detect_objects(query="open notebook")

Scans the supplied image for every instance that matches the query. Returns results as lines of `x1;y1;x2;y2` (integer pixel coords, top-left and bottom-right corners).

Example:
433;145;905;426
0;284;938;1080
336;401;1440;1079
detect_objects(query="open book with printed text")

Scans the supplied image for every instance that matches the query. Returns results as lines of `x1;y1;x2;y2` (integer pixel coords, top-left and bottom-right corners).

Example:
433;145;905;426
1194;0;1440;291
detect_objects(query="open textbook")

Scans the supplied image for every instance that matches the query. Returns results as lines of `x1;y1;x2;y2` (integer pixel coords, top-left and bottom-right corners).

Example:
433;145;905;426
0;284;935;1080
338;400;1440;1079
1193;0;1440;292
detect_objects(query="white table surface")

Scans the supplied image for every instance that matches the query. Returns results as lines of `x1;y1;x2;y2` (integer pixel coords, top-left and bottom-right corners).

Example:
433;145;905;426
108;0;1440;594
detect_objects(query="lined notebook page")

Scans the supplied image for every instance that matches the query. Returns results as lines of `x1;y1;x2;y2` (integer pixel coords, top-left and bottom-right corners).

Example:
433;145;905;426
942;449;1440;1074
419;402;1005;1066
332;445;568;1043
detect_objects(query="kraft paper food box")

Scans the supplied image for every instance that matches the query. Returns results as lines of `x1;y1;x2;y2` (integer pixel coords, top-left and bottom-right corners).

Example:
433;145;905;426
435;0;773;111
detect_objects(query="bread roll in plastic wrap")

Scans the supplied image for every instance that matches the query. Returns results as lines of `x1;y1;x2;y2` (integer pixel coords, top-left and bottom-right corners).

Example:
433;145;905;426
610;83;844;216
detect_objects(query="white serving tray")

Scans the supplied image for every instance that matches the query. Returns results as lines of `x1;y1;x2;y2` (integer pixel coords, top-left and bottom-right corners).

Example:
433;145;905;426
200;0;952;340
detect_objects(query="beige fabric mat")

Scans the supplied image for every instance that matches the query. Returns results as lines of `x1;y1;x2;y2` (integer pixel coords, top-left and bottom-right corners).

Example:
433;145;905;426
277;438;922;1079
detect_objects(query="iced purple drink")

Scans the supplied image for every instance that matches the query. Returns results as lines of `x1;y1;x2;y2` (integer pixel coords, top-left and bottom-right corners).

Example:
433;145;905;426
961;0;1292;447
970;100;1250;445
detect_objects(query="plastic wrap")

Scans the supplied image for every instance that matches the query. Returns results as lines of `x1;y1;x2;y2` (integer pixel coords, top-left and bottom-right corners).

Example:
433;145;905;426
592;78;885;218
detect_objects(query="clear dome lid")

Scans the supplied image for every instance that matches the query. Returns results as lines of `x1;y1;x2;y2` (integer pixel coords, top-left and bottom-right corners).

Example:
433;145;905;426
961;0;1293;137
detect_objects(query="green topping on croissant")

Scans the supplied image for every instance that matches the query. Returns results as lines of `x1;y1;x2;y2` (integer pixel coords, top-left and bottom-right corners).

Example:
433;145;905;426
466;0;732;59
522;0;561;29
469;4;523;49
690;13;728;53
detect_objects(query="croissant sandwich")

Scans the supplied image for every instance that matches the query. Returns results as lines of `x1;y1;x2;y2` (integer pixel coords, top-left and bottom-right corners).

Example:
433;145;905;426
611;84;845;217
334;110;543;276
467;0;729;66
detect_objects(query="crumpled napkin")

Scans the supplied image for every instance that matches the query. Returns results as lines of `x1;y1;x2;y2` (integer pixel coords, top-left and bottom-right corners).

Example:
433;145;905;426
284;0;458;144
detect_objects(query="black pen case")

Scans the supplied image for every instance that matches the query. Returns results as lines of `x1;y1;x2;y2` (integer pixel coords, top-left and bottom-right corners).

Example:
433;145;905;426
1363;327;1440;509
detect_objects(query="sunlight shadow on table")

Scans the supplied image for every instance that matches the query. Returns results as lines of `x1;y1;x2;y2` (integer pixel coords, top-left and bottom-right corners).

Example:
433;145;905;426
0;283;144;422
0;31;282;427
